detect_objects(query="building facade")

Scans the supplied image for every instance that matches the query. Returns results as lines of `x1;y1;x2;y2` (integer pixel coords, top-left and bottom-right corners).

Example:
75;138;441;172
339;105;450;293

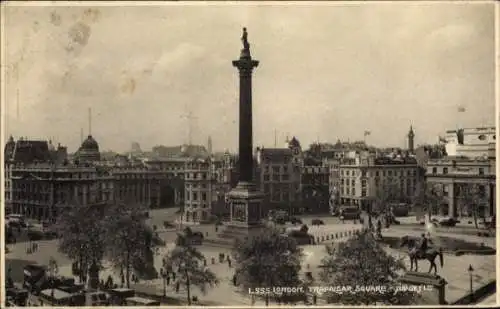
426;157;495;217
182;158;217;223
301;164;330;214
210;152;237;220
426;126;496;218
4;136;177;221
339;151;421;212
255;137;303;215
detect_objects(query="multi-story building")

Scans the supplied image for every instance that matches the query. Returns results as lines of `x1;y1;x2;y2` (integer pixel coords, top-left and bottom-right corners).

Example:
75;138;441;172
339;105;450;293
182;158;218;223
211;151;237;220
255;137;302;215
323;158;341;214
301;163;330;214
4;136;172;221
339;151;421;212
443;127;495;158
426;126;496;218
143;157;187;207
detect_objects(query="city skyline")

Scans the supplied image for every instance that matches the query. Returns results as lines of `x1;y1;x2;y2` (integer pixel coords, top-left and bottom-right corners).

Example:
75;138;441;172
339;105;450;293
2;2;495;153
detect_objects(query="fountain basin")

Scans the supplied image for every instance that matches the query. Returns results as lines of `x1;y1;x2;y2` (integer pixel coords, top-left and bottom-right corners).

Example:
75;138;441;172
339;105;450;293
378;236;496;256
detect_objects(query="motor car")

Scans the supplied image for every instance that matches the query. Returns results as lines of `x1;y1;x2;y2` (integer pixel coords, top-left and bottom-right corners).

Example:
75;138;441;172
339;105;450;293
311;219;325;226
339;206;360;221
290;217;303;225
438;217;459;227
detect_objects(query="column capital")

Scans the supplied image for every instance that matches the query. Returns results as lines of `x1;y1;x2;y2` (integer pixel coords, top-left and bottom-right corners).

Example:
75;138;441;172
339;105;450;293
232;59;259;70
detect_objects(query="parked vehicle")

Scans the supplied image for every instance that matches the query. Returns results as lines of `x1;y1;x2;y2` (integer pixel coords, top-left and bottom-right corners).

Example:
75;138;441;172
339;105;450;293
339;206;360;220
311;219;325;226
88;291;110;306
108;288;135;305
6;287;29;306
438;217;459;227
290;217;303;225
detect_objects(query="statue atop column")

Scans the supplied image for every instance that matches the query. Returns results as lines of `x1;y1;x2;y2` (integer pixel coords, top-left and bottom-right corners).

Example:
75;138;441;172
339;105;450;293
241;27;250;50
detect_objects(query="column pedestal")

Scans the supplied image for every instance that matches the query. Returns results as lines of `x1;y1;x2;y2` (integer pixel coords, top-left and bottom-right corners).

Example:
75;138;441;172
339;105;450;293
225;181;264;237
204;182;264;247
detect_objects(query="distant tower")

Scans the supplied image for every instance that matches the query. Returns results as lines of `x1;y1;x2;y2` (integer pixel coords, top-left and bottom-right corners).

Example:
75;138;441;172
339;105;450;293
408;125;415;153
207;136;213;155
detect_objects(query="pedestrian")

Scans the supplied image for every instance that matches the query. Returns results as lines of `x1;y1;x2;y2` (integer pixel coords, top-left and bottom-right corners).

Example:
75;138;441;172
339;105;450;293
175;281;180;293
227;256;232;268
172;271;176;281
166;275;171;286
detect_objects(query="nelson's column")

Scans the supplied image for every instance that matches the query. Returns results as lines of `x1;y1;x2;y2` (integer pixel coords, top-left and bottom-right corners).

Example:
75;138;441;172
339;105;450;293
226;27;264;233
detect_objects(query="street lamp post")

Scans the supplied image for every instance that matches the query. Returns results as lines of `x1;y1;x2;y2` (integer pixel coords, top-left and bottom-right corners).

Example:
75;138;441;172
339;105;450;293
468;264;474;303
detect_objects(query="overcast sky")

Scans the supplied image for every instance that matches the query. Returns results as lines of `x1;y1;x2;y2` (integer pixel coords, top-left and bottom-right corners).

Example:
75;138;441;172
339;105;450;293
2;2;496;153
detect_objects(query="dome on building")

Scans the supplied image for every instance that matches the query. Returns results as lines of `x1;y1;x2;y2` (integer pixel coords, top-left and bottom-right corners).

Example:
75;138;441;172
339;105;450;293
77;135;100;163
288;136;301;149
81;135;99;151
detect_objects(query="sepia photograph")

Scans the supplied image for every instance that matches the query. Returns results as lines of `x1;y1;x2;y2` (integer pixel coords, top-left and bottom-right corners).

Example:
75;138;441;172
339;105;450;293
1;1;497;307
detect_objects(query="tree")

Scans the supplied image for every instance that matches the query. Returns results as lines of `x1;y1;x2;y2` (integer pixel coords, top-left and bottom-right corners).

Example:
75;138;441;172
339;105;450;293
233;227;304;306
56;202;107;286
372;179;403;214
413;182;445;221
458;184;488;228
166;234;218;305
320;230;418;305
105;202;158;287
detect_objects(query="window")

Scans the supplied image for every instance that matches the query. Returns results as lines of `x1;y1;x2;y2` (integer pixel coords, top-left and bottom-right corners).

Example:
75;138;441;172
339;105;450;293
282;174;289;181
361;180;367;187
478;185;486;197
361;190;366;197
376;171;380;177
388;171;392;176
273;175;280;181
443;185;449;197
202;193;207;201
432;167;437;174
264;175;270;181
351;179;355;186
443;168;448;175
361;170;366;177
193;193;198;201
341;179;345;185
479;168;484;175
352;188;356;196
